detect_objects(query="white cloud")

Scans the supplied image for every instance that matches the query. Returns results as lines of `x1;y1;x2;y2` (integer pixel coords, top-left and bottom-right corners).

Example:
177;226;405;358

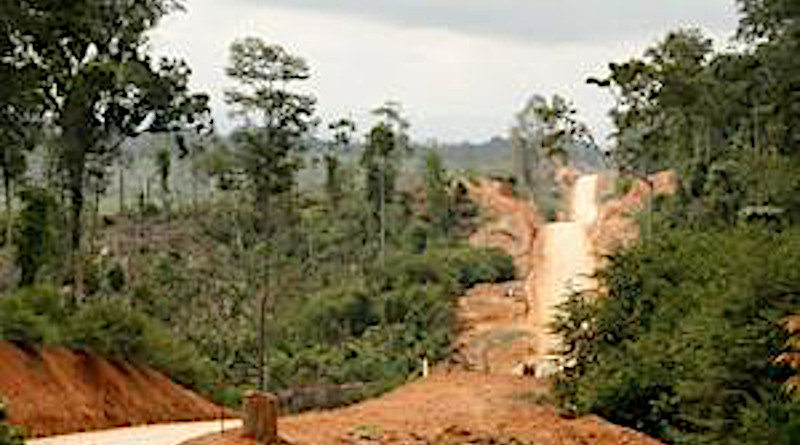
236;0;739;44
149;0;739;143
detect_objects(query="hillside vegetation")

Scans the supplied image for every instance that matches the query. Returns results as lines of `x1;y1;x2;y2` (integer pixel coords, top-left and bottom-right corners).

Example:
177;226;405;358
0;2;514;435
0;140;513;408
553;1;800;444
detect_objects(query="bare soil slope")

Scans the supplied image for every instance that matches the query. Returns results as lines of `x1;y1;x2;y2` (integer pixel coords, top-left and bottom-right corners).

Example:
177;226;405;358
454;282;536;374
592;171;678;257
0;341;227;438
468;179;542;277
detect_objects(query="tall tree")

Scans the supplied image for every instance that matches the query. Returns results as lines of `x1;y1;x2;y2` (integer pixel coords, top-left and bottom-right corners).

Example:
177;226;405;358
324;119;356;209
361;102;409;263
425;149;451;236
225;37;316;389
154;143;172;212
588;30;714;176
511;95;547;191
737;0;800;41
7;0;210;297
225;37;316;228
0;2;43;245
511;94;596;191
15;186;58;286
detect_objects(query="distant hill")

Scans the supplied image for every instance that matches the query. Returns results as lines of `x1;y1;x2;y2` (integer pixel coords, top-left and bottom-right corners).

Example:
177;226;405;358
415;135;604;175
430;136;514;175
85;132;602;210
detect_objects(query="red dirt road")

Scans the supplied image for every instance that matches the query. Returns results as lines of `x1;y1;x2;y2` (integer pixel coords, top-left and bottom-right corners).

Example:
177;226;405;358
277;371;660;445
189;372;660;445
192;176;663;445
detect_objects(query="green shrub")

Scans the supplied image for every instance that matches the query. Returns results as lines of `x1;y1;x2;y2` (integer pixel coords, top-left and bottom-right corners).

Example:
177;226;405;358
211;385;243;409
734;393;800;445
145;333;214;391
401;221;431;254
556;226;800;444
67;301;157;361
0;286;64;347
66;300;213;390
107;263;126;292
14;186;59;287
614;175;636;197
431;246;514;288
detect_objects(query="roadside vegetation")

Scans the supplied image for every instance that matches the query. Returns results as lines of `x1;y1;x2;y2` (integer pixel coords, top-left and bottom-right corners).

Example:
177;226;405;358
0;1;513;410
553;1;800;444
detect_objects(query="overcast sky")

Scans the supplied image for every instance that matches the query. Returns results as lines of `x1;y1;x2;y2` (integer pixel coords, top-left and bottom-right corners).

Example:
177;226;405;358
150;0;740;144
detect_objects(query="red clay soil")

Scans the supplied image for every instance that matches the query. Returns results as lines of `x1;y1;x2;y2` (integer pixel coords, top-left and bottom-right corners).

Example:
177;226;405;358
468;178;543;277
593;171;678;257
0;341;228;438
192;372;661;445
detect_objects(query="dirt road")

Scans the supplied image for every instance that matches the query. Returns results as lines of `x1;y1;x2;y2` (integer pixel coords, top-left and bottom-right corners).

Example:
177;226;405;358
185;373;659;445
532;175;598;361
180;174;663;445
28;420;241;445
274;372;658;445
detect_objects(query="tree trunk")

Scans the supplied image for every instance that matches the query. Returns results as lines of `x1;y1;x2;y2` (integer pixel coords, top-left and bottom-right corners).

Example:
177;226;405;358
4;170;12;248
91;187;100;253
70;178;85;302
62;100;88;302
192;172;198;211
379;156;386;267
258;290;267;391
119;168;125;214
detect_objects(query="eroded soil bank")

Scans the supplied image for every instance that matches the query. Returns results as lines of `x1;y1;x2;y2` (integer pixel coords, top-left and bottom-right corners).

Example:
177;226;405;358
0;341;228;438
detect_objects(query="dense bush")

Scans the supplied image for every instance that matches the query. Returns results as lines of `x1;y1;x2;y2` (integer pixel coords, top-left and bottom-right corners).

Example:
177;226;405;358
431;246;514;287
66;300;213;390
14;187;59;286
67;300;159;362
0;286;63;347
555;226;800;444
0;140;513;407
267;244;513;391
0;285;213;391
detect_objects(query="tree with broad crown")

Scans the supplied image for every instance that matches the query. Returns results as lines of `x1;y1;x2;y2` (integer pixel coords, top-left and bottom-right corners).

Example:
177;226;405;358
5;0;211;297
737;0;800;41
225;37;317;226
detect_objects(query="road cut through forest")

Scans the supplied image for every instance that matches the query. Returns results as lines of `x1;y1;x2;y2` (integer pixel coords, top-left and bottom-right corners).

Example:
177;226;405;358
191;174;663;445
